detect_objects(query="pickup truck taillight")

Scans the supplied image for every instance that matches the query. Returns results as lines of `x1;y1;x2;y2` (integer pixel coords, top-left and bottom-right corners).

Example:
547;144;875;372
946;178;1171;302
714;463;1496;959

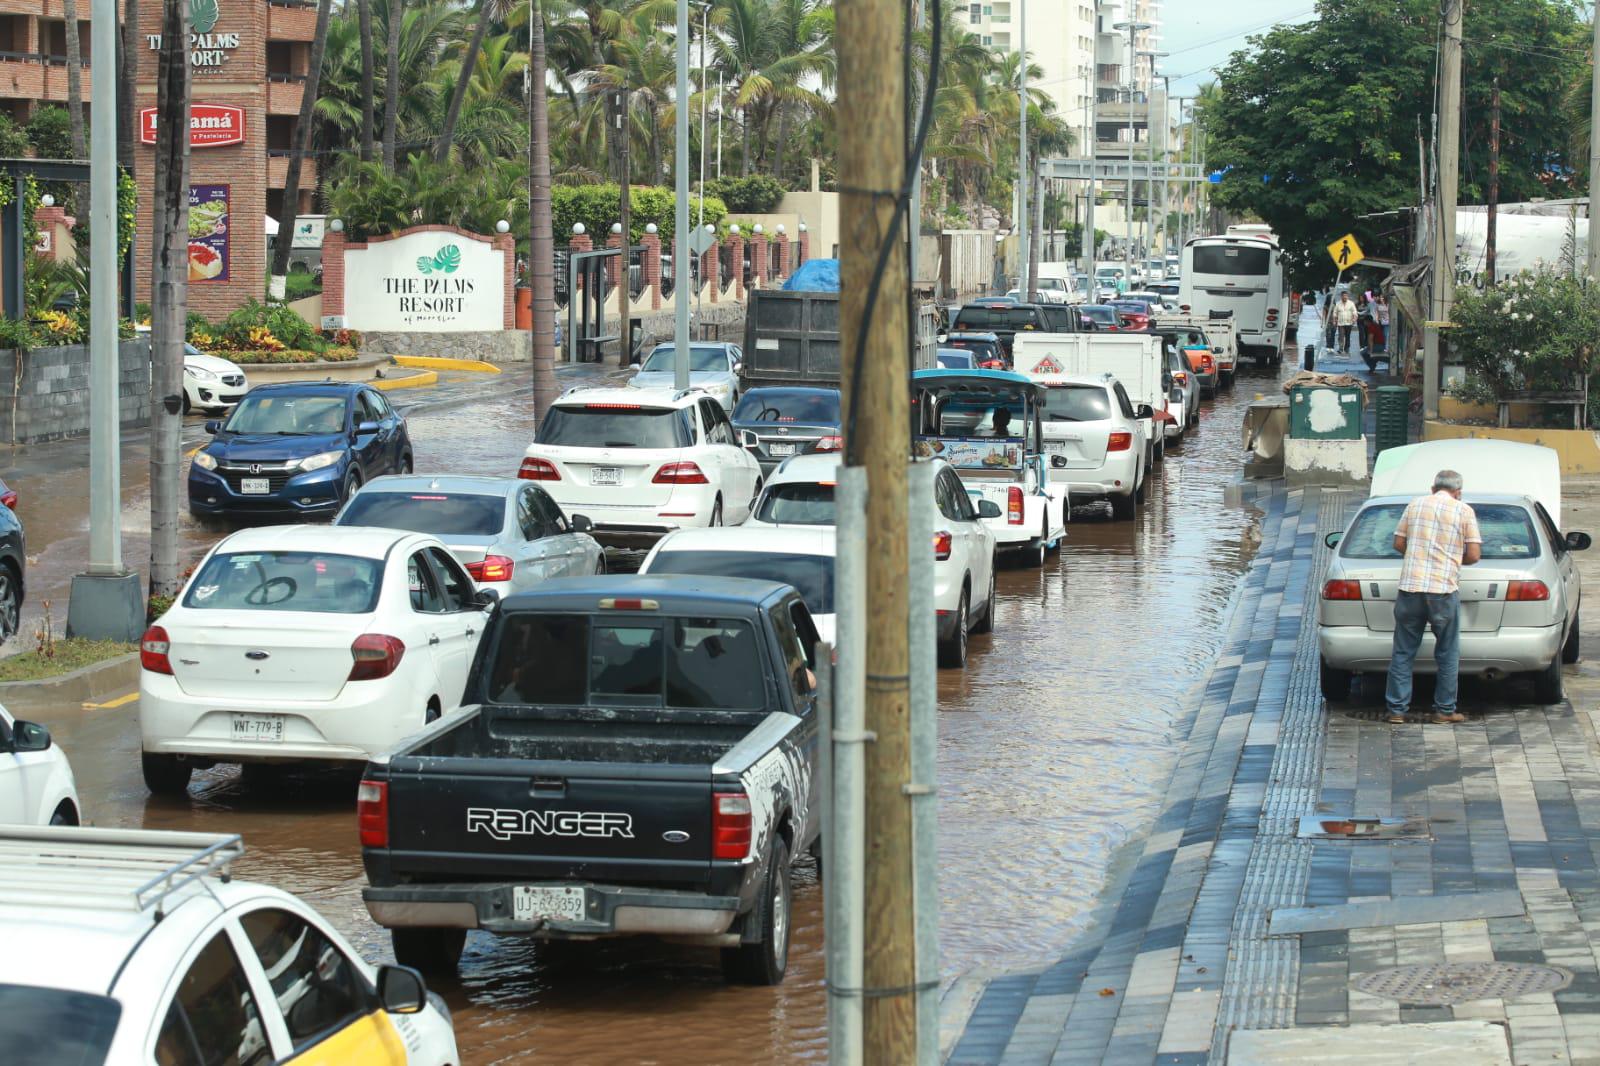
1507;580;1550;601
141;625;173;675
1007;486;1024;525
466;555;515;582
713;793;752;860
518;457;561;481
933;531;953;560
1107;432;1133;452
1323;580;1363;600
357;780;389;847
349;634;406;681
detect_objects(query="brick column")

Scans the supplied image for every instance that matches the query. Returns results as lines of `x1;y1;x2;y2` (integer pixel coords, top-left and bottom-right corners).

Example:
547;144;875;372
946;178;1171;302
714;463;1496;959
798;230;810;267
569;233;592;290
726;233;745;301
33;205;69;261
321;230;346;318
704;241;719;304
606;230;624;290
641;231;662;310
750;232;769;290
775;233;790;282
493;231;516;329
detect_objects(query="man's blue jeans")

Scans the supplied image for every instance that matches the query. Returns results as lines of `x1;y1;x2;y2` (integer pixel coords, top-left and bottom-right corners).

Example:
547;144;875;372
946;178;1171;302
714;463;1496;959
1387;590;1461;715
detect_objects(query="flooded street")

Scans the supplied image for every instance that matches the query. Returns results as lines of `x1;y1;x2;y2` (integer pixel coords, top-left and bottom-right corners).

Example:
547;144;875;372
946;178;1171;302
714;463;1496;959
25;357;1284;1063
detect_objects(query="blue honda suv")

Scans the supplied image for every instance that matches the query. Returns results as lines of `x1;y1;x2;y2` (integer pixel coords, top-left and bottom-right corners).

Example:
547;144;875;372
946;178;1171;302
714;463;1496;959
188;382;413;522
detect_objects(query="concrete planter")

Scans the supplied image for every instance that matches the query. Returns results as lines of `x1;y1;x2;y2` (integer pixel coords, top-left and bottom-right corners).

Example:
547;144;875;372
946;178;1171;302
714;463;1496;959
1423;420;1600;475
235;352;396;385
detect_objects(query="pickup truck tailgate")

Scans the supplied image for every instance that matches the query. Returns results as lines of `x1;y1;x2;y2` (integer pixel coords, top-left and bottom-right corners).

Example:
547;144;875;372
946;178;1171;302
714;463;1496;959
384;762;713;885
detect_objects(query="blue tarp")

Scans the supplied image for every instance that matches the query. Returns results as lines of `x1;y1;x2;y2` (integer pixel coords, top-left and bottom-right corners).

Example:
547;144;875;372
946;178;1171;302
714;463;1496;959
782;258;840;292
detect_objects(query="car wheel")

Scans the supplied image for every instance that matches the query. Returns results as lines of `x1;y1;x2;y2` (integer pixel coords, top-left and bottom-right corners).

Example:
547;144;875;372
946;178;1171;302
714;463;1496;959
1134;469;1148;504
972;568;996;634
425;699;441;725
937;587;969;668
141;752;193;797
1533;651;1566;704
1563;613;1581;664
181;390;191;416
1026;525;1046;568
1320;658;1352;703
1111;489;1137;521
49;801;79;826
710;497;723;528
1155;434;1166;464
341;469;363;506
721;837;791;985
0;562;19;644
399;453;414;475
391;927;467;976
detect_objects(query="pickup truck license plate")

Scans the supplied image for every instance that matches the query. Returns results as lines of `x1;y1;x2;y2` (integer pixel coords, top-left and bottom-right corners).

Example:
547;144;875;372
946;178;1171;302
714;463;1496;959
512;885;586;923
230;713;285;742
767;442;797;456
589;467;622;486
240;477;270;494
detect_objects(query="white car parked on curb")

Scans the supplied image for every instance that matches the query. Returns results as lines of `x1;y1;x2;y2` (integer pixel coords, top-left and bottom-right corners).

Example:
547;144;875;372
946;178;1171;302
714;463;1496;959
518;386;763;547
746;453;997;666
0;703;80;825
640;524;839;644
183;345;248;415
0;825;459;1065
138;525;495;795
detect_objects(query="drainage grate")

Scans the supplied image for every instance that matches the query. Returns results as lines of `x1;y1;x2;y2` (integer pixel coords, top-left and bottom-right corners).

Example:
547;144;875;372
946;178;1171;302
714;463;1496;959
1354;962;1571;1005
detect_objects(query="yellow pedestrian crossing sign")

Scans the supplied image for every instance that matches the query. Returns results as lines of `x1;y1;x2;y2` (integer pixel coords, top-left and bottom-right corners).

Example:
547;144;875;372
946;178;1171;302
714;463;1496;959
1328;233;1365;270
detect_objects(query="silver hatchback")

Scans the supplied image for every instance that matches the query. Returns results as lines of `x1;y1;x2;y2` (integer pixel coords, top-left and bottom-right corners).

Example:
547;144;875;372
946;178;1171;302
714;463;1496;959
1319;442;1590;704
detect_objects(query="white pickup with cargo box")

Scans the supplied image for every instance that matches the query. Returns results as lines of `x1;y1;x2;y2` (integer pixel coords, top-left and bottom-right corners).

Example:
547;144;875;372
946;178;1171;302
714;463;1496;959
1013;332;1175;474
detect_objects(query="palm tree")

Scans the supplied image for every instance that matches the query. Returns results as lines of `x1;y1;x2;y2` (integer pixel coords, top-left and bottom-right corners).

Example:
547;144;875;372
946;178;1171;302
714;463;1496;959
384;0;404;168
435;0;513;162
269;0;335;299
525;0;559;420
63;0;85;158
358;0;376;161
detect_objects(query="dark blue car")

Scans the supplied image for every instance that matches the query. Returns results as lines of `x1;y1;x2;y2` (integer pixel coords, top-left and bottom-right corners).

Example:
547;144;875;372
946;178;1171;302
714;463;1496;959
188;382;413;521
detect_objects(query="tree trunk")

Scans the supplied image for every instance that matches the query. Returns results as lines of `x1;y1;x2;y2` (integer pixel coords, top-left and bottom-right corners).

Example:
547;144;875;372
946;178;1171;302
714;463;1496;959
118;0;137;168
358;0;376;162
740;108;752;176
527;0;558;420
150;0;190;598
617;87;630;362
773;103;790;184
383;0;402;169
648;99;662;185
63;0;85;159
269;0;334;298
435;5;492;163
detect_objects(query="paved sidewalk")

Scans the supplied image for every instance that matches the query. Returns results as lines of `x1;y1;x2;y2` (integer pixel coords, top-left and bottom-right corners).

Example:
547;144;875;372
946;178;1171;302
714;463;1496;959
942;484;1600;1064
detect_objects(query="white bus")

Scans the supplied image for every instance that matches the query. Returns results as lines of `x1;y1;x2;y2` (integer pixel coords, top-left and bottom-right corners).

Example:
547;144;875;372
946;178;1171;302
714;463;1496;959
1178;225;1289;366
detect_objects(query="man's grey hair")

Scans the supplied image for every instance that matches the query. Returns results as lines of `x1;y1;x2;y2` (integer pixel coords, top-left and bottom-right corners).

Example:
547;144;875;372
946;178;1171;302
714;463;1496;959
1433;469;1464;492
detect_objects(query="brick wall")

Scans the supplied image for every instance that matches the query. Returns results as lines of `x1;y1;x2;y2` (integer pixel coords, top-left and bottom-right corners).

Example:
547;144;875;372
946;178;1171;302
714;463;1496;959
0;339;151;444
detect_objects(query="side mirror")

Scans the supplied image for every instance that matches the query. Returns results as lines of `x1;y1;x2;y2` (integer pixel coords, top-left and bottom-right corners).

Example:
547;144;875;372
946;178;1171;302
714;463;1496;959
976;499;1003;519
9;719;51;753
732;362;742;375
1212;346;1224;354
570;513;594;533
1567;531;1592;551
1135;404;1153;420
355;420;381;435
473;587;501;609
740;428;760;449
376;965;427;1015
1051;454;1069;469
203;420;220;434
1324;531;1344;549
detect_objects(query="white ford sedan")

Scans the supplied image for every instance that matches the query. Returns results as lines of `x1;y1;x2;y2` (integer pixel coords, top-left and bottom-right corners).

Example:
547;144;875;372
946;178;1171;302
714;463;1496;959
139;525;494;795
0;703;80;825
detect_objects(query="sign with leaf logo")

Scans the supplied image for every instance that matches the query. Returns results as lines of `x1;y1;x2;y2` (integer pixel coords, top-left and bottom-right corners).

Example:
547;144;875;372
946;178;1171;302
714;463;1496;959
416;245;462;275
147;0;240;71
189;0;219;35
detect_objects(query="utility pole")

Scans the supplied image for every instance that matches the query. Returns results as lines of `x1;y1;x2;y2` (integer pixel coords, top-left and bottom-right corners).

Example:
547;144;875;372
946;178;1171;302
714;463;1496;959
1084;0;1099;271
617;88;632;365
1587;3;1600;283
837;0;914;1056
696;3;708;334
1158;75;1169;263
1114;19;1150;283
1017;0;1029;293
1425;0;1462;420
673;0;690;389
1486;77;1500;287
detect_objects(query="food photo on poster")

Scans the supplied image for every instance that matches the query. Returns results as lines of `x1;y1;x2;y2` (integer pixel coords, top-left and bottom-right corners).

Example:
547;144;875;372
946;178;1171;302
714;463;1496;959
188;185;230;283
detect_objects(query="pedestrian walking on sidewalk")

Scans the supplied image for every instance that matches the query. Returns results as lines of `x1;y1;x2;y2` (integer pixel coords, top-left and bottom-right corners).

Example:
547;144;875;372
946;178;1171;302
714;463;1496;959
1385;469;1483;724
1374;295;1390;352
1333;291;1359;354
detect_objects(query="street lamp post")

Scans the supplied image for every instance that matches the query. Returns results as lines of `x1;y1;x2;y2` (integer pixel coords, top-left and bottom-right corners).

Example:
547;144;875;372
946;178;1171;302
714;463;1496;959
1083;0;1100;272
1113;18;1150;288
1017;0;1029;293
1137;50;1168;272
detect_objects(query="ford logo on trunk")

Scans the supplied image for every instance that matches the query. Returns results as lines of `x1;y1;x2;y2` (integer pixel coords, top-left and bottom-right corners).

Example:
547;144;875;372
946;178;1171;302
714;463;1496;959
662;830;690;844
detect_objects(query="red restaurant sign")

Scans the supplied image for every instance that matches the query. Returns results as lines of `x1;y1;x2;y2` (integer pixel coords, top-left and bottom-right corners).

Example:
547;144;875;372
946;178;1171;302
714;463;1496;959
138;104;245;148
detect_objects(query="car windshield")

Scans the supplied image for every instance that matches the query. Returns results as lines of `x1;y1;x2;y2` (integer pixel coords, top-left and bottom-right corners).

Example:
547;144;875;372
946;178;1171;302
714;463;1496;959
947;339;1001;360
223;394;346;435
1079;306;1117;324
733;390;840;425
641;346;728;373
1040;385;1112;422
537;405;686;449
183;551;384;613
649;550;835;613
338;491;504;536
938;352;976;369
0;984;121;1066
756;482;836;525
954;306;1042;330
1340;502;1540;561
489;614;766;708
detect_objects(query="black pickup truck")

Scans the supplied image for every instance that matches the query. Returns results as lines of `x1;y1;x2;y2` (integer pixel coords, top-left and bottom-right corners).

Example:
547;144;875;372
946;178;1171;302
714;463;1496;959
358;575;822;985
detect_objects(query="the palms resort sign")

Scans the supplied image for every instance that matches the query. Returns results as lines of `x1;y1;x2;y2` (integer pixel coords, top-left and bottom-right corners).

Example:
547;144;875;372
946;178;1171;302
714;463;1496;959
145;0;241;72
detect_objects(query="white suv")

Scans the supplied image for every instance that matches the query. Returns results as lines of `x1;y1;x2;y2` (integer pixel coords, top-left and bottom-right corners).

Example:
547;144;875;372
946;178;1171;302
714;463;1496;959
0;825;458;1065
519;387;763;546
1036;373;1149;521
747;453;997;666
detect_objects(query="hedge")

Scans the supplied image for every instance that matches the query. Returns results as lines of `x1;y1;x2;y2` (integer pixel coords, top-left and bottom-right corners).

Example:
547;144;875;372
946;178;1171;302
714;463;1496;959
552;185;728;246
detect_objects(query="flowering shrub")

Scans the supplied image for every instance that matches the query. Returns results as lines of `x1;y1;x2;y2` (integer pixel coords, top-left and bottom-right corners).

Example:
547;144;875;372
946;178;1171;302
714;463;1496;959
35;309;82;343
1447;271;1600;421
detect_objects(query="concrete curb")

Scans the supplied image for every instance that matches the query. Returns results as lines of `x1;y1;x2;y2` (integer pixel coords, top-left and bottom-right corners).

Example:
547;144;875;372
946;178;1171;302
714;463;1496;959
393;355;501;374
373;368;438;392
0;652;139;711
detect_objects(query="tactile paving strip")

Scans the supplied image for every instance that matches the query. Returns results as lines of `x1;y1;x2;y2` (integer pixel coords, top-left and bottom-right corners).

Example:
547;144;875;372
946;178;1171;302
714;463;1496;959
1353;961;1572;1005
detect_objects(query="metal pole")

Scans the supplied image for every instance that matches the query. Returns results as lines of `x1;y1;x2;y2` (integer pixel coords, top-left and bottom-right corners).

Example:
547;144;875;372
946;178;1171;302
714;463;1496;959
1586;5;1600;283
1084;0;1098;273
673;0;690;390
88;0;119;574
716;71;723;181
1016;0;1028;291
1124;26;1133;283
1425;0;1462;421
1486;77;1499;287
1158;75;1169;266
697;4;707;331
906;460;938;1066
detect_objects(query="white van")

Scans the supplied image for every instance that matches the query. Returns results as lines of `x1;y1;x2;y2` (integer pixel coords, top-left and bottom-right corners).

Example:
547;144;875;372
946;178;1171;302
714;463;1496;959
1013;332;1175;472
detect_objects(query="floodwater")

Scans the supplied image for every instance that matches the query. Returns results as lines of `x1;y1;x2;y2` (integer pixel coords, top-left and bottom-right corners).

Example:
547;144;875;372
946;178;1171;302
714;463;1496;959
27;355;1283;1064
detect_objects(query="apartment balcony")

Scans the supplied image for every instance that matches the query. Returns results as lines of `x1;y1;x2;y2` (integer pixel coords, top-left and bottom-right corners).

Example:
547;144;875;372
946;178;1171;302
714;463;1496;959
1097;100;1151;125
0;52;44;100
269;0;318;43
268;151;317;188
267;76;304;116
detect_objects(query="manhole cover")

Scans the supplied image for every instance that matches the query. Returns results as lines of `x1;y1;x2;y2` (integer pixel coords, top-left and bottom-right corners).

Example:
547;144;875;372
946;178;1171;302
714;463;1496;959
1354;962;1571;1005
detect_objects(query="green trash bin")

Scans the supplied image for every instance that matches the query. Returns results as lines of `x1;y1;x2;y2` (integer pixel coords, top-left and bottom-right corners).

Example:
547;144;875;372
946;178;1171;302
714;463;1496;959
1374;385;1410;455
1288;385;1364;440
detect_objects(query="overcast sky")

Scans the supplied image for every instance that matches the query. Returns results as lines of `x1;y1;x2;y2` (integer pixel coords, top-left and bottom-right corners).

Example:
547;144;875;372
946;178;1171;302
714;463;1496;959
1157;1;1317;97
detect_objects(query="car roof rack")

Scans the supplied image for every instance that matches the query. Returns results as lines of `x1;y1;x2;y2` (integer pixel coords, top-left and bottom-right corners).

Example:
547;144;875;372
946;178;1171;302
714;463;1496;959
0;826;245;919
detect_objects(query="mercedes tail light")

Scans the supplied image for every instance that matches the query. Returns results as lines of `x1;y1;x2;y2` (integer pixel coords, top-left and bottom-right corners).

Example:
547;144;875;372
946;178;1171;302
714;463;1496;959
349;634;406;681
1107;432;1133;452
140;625;173;675
713;792;753;860
933;531;953;560
1323;580;1363;601
466;555;515;582
652;462;710;484
357;780;389;847
1007;486;1024;525
518;457;561;481
1507;580;1551;602
813;435;843;452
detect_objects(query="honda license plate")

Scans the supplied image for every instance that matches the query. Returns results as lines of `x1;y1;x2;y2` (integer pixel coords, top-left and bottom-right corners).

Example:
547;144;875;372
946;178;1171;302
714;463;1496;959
230;713;285;742
768;442;797;456
512;885;587;923
240;478;270;494
590;467;622;486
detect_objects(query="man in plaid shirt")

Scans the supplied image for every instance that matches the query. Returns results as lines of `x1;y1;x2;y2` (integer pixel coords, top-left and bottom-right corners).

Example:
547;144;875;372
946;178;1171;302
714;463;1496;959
1386;469;1482;724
